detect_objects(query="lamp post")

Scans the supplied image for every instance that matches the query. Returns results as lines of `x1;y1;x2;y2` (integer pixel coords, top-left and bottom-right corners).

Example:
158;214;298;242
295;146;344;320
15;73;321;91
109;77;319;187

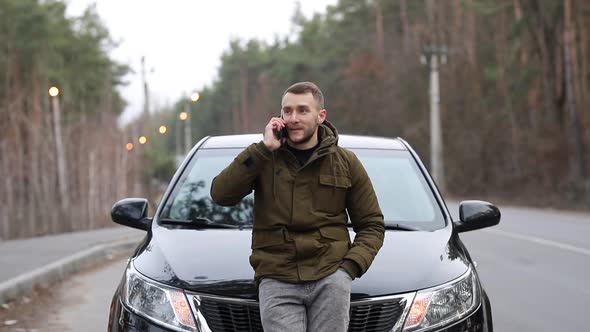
179;108;190;154
49;86;69;212
181;92;200;154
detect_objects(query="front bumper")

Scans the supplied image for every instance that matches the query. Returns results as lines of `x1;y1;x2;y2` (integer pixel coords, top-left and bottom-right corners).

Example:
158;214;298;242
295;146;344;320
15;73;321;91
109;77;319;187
108;296;491;332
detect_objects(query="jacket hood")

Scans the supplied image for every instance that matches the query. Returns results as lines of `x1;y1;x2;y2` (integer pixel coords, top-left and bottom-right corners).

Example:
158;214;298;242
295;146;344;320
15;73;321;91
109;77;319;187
277;119;339;169
318;120;339;147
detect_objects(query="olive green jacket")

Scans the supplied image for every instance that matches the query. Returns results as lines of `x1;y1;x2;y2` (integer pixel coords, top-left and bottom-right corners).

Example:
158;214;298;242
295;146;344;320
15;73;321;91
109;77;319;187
210;121;384;283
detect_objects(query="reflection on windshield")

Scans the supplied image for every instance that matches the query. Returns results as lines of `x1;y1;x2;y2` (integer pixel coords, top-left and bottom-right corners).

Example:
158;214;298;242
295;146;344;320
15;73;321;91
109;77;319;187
170;179;253;225
160;152;255;226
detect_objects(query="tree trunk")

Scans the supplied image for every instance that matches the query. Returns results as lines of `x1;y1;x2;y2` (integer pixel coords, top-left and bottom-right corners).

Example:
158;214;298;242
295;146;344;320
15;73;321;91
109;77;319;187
399;0;411;54
529;19;558;125
89;149;97;228
563;0;587;179
452;0;463;50
0;142;12;239
374;1;385;63
465;0;477;66
239;66;249;132
495;9;521;178
232;80;241;134
425;0;436;43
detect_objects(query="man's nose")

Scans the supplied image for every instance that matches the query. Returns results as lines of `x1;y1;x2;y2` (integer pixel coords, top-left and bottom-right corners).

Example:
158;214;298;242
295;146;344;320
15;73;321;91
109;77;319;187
288;113;299;122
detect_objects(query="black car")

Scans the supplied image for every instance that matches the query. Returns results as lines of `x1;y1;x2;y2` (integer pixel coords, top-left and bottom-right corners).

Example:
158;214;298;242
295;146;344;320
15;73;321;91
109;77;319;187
108;134;499;332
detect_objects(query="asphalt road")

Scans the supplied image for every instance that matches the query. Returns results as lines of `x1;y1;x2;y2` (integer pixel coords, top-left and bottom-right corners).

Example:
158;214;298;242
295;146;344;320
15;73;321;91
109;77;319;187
17;204;590;332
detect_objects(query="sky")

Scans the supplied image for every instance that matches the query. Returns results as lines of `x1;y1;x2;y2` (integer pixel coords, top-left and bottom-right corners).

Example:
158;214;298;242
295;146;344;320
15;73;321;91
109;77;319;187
66;0;337;124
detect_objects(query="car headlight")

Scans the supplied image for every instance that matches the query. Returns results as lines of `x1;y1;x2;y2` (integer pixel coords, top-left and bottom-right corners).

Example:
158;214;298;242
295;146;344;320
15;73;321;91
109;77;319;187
122;262;198;331
402;267;480;331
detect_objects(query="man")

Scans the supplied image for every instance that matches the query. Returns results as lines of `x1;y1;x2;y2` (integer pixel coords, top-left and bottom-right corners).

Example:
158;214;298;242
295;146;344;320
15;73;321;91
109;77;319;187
211;82;384;332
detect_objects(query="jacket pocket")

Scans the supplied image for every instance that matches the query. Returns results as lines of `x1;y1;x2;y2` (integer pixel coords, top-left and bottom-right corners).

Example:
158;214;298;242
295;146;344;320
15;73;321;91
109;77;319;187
313;174;352;214
249;229;294;276
317;226;351;269
251;228;286;249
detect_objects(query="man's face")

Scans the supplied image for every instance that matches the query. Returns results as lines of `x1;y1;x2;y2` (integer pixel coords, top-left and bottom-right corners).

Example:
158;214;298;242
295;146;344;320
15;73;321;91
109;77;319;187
281;92;326;147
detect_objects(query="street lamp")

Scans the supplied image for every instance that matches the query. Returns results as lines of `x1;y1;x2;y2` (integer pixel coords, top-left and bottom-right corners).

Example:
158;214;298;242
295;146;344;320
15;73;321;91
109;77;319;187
179;112;188;121
48;86;60;97
159;125;167;134
190;92;200;102
49;85;69;211
126;142;134;151
138;136;147;145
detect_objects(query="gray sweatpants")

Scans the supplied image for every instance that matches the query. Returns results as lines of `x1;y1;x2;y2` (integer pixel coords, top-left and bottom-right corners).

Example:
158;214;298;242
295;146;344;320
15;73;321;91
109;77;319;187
258;269;352;332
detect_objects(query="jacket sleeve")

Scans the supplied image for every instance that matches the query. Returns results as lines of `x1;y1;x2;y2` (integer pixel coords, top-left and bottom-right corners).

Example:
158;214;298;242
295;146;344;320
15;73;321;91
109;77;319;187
343;151;385;277
210;141;272;206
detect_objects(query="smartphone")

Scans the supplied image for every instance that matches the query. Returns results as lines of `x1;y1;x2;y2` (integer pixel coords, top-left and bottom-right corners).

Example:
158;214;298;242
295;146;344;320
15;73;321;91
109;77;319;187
274;115;287;141
275;126;288;141
279;127;288;140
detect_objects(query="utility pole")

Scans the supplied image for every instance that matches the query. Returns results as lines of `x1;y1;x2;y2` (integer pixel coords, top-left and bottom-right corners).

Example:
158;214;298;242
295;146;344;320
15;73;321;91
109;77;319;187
175;112;181;157
141;56;150;116
421;45;448;192
184;99;192;154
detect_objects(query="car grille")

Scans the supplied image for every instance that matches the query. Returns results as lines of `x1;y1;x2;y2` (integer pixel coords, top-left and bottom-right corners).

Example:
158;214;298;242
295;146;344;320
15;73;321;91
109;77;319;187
192;295;407;332
348;300;403;332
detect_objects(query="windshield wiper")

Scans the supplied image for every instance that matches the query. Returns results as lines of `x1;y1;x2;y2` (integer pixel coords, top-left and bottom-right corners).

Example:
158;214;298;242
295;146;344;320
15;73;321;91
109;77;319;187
346;222;422;231
385;223;423;231
159;217;251;229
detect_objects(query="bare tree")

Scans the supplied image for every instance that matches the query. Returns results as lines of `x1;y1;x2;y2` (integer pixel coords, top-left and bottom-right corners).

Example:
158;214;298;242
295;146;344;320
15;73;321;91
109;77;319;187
563;0;587;180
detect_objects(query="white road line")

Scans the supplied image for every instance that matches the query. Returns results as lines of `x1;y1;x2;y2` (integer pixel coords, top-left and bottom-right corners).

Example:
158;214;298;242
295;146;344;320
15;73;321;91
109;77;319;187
483;228;590;257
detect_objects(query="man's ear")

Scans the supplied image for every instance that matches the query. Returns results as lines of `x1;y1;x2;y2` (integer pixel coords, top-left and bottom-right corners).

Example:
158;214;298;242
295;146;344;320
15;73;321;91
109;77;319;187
318;109;327;123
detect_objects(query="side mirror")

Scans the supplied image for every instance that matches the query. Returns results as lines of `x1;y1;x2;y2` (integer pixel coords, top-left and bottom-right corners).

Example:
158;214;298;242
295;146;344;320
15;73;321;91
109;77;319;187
111;198;152;231
454;200;501;233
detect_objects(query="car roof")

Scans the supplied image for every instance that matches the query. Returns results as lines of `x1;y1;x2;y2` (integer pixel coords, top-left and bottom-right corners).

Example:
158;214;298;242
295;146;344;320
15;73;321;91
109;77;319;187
200;134;407;150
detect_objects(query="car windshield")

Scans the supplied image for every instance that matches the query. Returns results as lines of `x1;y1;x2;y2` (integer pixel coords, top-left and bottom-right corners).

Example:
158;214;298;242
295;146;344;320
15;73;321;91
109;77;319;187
159;147;445;231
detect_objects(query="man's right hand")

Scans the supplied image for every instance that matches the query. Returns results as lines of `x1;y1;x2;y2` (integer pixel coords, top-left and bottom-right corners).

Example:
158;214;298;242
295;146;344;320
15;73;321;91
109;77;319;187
263;117;286;151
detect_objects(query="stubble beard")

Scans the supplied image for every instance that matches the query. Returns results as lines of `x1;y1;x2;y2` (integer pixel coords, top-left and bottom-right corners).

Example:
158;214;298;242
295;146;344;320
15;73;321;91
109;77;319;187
289;122;319;147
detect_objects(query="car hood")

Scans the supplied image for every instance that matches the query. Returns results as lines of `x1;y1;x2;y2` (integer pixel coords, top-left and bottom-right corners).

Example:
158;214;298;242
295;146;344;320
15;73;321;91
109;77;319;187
133;225;470;301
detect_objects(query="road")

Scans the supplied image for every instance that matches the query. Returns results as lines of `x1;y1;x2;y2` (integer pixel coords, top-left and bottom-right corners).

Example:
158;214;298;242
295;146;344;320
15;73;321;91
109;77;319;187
1;256;128;332
7;204;589;332
53;257;128;332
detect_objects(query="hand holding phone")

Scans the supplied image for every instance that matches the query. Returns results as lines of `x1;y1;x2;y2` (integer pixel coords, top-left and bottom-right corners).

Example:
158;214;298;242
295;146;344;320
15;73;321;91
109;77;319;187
263;117;286;151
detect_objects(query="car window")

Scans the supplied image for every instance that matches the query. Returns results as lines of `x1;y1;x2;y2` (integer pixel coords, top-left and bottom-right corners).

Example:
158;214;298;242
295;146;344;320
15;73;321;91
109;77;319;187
159;147;445;230
353;149;445;230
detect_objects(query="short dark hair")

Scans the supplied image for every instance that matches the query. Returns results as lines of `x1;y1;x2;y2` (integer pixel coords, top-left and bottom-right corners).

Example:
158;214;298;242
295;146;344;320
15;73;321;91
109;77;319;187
283;82;325;109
